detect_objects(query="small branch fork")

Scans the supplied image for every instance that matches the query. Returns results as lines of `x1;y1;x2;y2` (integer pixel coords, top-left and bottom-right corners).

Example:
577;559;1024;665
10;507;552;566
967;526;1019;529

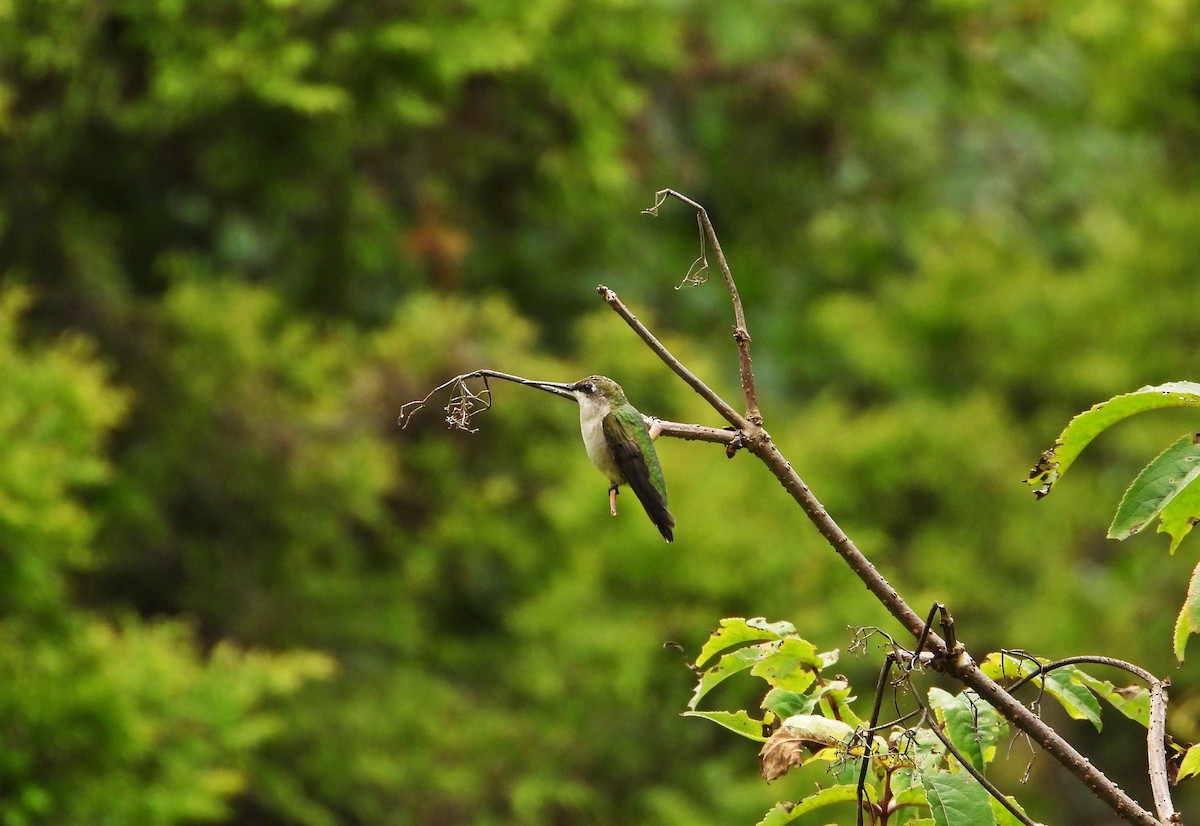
398;367;739;446
853;607;1035;826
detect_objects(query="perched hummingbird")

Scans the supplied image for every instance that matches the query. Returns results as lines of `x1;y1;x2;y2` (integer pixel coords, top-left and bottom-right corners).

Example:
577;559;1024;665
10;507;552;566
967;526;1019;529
523;376;674;542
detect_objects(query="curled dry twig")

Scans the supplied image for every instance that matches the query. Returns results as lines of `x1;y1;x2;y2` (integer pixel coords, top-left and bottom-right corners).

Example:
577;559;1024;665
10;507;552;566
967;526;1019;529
643;192;709;289
398;370;573;431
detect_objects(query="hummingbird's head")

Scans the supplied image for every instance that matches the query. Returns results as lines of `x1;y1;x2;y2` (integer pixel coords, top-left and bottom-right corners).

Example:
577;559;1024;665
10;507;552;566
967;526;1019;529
570;376;627;410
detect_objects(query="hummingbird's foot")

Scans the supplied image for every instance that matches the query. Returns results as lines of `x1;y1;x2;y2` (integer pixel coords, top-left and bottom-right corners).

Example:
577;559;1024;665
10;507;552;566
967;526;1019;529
647;419;663;441
608;484;619;517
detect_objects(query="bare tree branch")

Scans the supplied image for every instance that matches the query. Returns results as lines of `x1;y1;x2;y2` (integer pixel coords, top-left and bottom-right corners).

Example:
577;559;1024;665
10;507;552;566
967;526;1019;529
596;284;749;430
653;420;739;445
1148;679;1176;824
613;192;1165;826
644;189;762;424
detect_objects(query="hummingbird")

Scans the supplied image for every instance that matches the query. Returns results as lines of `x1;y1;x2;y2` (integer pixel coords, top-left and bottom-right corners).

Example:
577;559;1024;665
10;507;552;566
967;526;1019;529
523;375;674;542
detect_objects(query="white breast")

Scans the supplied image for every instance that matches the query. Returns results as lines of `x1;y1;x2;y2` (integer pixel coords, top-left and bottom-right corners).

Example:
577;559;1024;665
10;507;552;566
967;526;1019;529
577;396;620;481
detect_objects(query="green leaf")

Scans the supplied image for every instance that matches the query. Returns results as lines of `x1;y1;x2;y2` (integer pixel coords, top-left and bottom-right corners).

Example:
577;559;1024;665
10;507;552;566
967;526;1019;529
1026;382;1200;497
689;645;774;710
1108;433;1200;540
1043;668;1104;730
1177;745;1200;782
1073;672;1151;726
762;688;815;719
1159;469;1200;553
756;785;862;826
989;795;1033;826
750;637;821;692
921;770;997;826
1174;561;1200;662
813;679;863;728
928;689;1007;770
695;617;796;668
682;709;771;742
979;652;1035;682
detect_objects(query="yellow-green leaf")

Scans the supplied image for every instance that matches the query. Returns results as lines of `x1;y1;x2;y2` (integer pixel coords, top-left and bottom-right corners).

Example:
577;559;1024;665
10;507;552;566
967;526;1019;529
1174;561;1200;662
682;709;772;742
695;617;796;668
1027;382;1200;497
1177;745;1200;782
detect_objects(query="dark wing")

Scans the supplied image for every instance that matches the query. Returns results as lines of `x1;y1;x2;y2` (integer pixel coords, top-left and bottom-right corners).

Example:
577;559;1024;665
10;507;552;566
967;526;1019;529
605;411;675;542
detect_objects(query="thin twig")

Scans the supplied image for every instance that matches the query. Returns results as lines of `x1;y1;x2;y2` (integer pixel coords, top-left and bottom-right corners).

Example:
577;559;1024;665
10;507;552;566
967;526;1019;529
596;284;749;430
857;652;896;826
397;369;573;429
911;701;1038;826
644;190;762;424
911;603;943;669
1006;654;1155;692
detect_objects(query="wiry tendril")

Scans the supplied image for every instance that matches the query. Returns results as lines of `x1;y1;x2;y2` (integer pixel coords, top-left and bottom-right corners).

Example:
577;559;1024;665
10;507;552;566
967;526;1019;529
398;370;574;430
443;377;492;432
642;190;708;289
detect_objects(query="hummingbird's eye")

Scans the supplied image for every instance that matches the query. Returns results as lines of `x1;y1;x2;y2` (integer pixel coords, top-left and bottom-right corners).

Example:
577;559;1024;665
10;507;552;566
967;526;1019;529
580;383;594;394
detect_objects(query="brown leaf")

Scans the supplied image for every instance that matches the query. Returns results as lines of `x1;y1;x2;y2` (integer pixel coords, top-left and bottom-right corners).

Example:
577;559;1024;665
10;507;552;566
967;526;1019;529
759;729;811;782
758;715;857;781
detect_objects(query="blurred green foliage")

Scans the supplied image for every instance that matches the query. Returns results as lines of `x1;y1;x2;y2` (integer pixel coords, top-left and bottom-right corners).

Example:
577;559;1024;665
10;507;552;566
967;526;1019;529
2;0;1200;823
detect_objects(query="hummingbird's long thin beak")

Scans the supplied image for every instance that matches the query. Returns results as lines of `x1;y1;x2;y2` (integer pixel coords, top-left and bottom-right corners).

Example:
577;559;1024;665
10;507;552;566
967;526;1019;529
521;379;576;400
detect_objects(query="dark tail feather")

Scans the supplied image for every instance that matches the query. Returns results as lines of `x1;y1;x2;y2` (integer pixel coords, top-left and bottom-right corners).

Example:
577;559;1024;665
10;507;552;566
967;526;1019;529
610;439;675;542
630;486;674;542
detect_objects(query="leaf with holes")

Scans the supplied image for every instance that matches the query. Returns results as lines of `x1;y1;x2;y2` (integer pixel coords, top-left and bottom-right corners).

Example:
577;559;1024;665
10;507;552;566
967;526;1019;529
750;637;823;693
695;617;797;668
689;645;774;710
1026;382;1200;497
1158;465;1200;554
758;715;855;781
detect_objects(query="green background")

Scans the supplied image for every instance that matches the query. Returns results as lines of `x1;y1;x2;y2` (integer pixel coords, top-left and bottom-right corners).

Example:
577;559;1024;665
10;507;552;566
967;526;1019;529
2;0;1199;823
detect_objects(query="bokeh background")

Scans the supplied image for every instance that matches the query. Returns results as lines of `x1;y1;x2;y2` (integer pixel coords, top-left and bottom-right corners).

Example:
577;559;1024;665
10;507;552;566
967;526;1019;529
3;0;1200;823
